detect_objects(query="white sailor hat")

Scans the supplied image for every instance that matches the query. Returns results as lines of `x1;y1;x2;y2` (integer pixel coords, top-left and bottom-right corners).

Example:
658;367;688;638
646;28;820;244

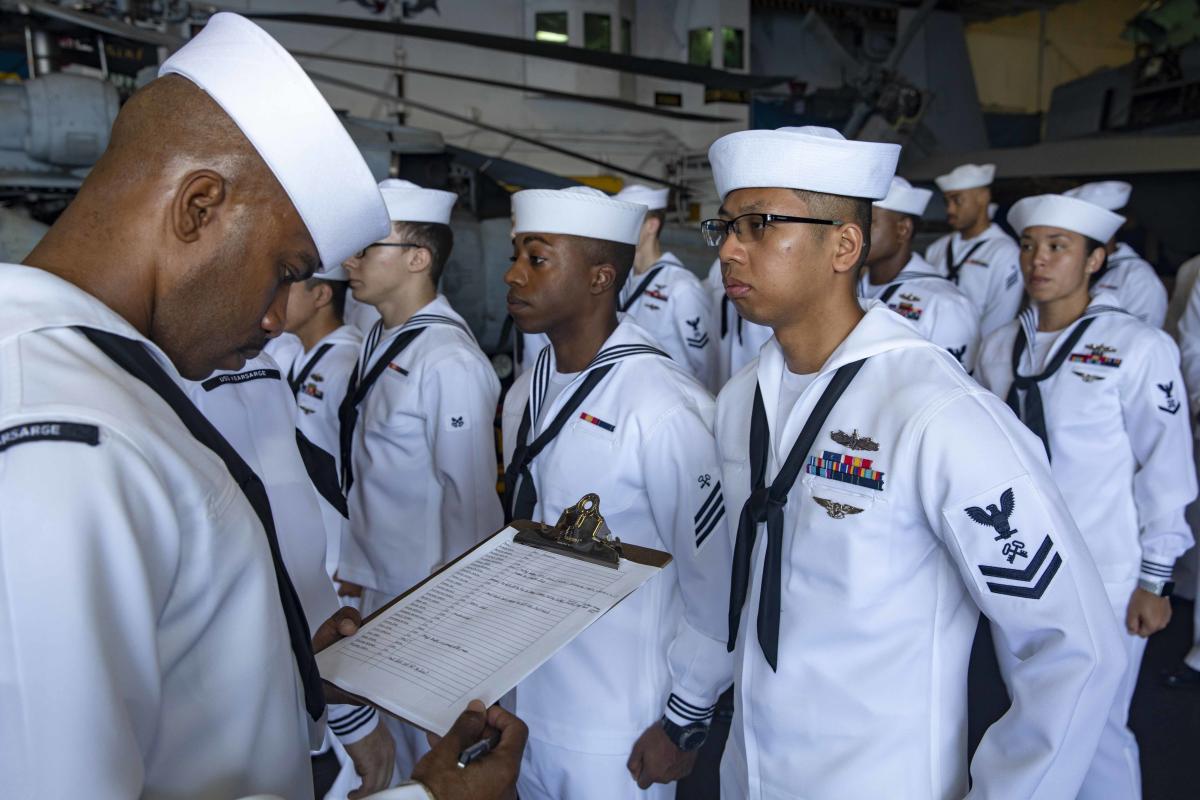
1007;194;1126;243
512;186;645;245
1064;180;1131;212
319;264;349;281
709;126;899;201
873;177;932;217
378;179;457;224
159;12;388;275
614;183;669;211
935;163;995;192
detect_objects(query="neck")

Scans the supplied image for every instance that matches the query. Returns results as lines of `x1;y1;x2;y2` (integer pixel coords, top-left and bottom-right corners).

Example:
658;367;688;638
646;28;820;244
866;247;911;286
547;308;620;373
294;312;340;352
960;215;990;240
375;281;437;329
23;206;153;337
1036;288;1091;332
633;241;664;274
773;285;865;374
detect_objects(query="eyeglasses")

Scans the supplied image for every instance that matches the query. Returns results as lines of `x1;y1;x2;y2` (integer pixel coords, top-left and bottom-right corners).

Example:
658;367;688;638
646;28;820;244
352;242;421;260
700;213;842;248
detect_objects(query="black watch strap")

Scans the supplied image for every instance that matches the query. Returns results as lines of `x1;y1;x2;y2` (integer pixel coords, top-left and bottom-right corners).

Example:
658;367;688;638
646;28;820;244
661;715;709;752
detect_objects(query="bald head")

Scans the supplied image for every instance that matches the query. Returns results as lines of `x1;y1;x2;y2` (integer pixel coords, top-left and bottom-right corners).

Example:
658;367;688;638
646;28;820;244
27;75;318;379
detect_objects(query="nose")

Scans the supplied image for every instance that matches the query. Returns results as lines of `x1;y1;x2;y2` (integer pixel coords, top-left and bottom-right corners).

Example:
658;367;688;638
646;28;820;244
717;230;744;272
504;259;525;288
261;285;289;337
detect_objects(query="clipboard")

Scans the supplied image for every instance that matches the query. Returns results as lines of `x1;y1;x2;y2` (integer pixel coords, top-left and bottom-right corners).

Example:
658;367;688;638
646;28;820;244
316;494;671;735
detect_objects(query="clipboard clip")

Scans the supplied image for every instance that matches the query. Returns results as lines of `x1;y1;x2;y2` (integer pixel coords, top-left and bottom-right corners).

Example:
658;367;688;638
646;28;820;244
512;493;623;569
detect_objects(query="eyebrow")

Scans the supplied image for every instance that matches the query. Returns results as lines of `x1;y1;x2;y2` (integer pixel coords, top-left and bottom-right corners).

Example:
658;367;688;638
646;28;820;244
521;234;552;247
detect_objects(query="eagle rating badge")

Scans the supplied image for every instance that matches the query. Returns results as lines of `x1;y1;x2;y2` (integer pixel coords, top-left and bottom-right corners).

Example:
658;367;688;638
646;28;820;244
954;480;1062;600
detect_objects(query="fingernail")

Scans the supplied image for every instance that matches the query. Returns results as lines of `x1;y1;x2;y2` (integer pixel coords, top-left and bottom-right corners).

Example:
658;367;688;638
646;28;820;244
467;699;486;712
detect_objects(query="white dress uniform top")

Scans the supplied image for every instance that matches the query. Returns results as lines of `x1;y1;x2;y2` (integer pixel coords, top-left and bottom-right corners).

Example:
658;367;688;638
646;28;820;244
926;163;1024;337
975;194;1195;799
709;127;1124;800
0;265;314;799
1;12;391;798
1177;266;1200;671
338;293;502;609
1065;182;1167;327
858;253;981;370
612;184;717;387
862;177;981;370
502;323;733;799
187;355;382;754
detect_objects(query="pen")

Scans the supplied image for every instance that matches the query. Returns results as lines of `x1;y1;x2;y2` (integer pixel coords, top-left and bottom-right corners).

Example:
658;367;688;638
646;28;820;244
457;733;500;768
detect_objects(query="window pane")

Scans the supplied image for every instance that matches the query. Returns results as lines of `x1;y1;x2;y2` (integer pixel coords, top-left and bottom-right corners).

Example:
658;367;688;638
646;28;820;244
688;27;713;67
723;27;744;69
535;12;569;44
621;18;632;55
584;13;611;52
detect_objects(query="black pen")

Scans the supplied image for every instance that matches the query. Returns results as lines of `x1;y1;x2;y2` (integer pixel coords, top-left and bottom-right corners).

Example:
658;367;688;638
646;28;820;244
457;733;501;768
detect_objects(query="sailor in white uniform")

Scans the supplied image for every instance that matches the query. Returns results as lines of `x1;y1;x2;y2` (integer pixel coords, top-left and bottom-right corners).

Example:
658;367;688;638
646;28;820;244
1064;181;1168;328
706;126;1125;800
975;193;1195;799
0;13;526;800
860;177;980;371
502;186;733;799
611;184;716;386
189;354;396;798
276;265;363;581
706;256;773;393
338;179;503;776
925;163;1024;336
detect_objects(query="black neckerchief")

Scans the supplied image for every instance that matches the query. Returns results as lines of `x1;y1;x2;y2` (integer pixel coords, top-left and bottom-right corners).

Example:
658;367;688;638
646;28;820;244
77;327;325;722
945;239;987;285
1005;316;1097;461
728;358;868;671
288;342;334;397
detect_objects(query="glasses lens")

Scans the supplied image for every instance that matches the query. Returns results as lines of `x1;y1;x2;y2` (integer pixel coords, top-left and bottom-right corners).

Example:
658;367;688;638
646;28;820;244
700;220;725;248
740;214;767;243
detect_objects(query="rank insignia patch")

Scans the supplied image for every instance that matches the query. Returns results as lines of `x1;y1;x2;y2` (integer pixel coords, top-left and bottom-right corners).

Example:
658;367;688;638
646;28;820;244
1068;343;1121;368
978;535;1061;599
302;383;324;400
685;317;710;349
892;301;923;321
1073;370;1104;383
579;412;616;432
1157;381;1182;414
694;480;724;548
806;451;885;491
964;487;1018;541
947;345;967;363
830;429;879;452
813;496;864;519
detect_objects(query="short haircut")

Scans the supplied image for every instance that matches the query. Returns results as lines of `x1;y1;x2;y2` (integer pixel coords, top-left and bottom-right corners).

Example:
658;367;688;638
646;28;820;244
305;277;348;320
576;235;636;292
793;189;873;269
395;220;454;284
1084;235;1109;284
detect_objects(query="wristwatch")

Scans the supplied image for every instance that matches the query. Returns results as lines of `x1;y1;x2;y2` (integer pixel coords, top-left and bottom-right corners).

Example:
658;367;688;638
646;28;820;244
1138;577;1175;597
661;716;709;752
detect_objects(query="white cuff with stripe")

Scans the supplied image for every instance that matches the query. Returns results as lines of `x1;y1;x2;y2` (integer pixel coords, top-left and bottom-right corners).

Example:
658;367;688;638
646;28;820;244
328;703;379;745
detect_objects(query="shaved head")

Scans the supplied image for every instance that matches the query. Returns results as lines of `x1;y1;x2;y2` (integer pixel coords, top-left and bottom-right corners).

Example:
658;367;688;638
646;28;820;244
27;75;318;379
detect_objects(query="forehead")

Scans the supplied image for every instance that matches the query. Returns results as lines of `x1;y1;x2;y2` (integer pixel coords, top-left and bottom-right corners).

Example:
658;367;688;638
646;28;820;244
719;187;809;217
1021;225;1082;242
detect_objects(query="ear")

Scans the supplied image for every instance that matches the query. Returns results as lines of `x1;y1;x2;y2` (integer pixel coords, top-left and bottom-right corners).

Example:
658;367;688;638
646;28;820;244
589;262;618;295
830;222;866;275
407;246;433;275
644;216;662;239
171;169;227;244
311;281;334;310
896;215;914;244
1084;246;1106;275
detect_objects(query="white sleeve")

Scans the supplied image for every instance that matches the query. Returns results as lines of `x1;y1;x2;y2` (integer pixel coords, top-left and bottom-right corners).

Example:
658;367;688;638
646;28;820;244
642;399;734;726
1177;276;1200;413
327;703;380;746
1119;331;1197;578
981;243;1024;337
425;353;504;568
924;294;981;373
1120;262;1168;329
0;426;170;797
912;391;1126;799
672;280;718;390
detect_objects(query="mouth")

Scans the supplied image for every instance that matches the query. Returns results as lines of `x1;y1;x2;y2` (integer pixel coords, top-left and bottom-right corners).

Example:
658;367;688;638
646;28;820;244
506;293;530;311
724;278;751;300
